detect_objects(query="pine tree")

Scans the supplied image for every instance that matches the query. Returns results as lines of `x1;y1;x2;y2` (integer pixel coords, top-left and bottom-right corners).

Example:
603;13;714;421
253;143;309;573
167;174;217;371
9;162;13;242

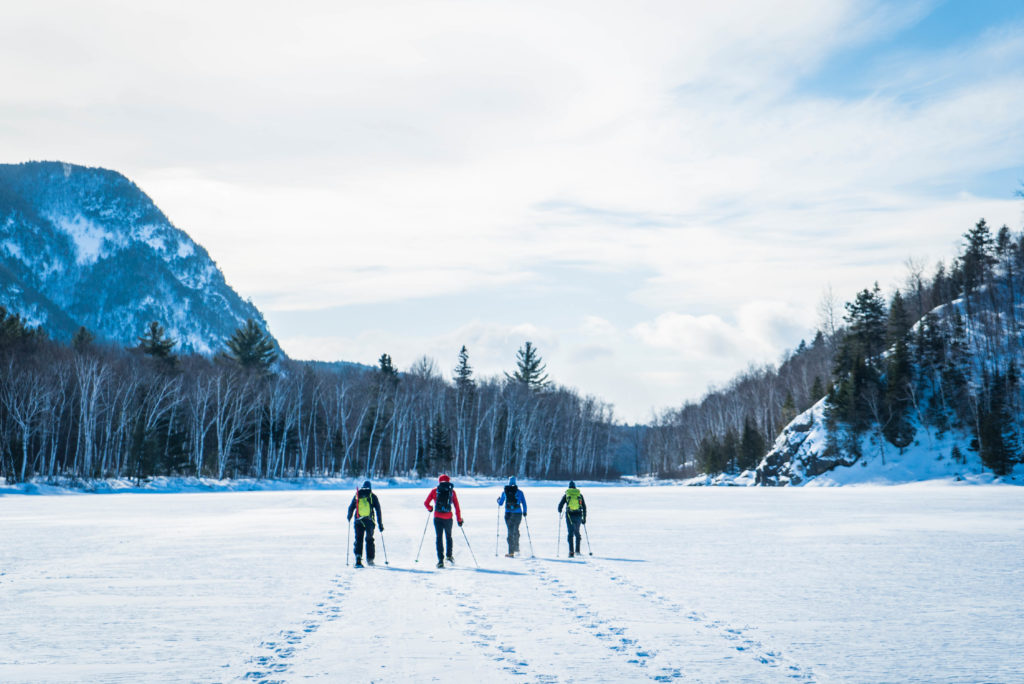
378;353;397;378
780;392;797;425
507;341;550;391
423;413;452;475
697;435;726;474
721;427;740;474
72;326;95;351
883;334;915;451
978;371;1016;476
0;306;43;349
137;321;176;359
960;218;996;296
453;345;474;391
843;283;888;363
810;376;826;403
225;319;277;373
739;416;765;471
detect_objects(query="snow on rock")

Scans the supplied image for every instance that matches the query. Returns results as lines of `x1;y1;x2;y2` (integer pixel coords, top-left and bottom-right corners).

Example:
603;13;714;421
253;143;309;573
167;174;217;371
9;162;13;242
754;400;856;486
753;397;1024;487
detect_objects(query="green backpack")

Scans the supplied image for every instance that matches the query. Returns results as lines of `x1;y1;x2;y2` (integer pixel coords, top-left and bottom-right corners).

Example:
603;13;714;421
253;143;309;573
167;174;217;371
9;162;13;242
565;488;582;512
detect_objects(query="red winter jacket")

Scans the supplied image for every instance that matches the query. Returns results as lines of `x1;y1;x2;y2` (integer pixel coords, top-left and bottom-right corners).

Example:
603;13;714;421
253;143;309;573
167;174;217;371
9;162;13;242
424;483;463;523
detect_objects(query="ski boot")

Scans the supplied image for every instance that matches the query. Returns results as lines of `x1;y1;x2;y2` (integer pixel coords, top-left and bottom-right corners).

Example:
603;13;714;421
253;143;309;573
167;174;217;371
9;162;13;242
367;558;375;566
354;557;363;568
436;560;444;569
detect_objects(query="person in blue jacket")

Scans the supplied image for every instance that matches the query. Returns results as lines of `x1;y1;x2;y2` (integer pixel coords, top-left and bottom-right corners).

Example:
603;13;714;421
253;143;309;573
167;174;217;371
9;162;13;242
497;476;527;557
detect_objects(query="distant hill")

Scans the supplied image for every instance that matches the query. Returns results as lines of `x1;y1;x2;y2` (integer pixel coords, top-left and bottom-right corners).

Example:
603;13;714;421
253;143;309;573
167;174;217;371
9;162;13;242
0;161;275;353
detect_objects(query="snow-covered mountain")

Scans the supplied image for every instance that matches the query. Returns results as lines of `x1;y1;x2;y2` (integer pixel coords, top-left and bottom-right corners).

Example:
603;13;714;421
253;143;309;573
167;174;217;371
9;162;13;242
0;161;274;353
755;287;1024;486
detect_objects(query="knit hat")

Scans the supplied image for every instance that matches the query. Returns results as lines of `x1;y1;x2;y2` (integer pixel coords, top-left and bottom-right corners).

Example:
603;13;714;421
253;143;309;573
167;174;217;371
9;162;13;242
361;480;372;490
439;474;450;482
569;480;576;488
508;476;516;486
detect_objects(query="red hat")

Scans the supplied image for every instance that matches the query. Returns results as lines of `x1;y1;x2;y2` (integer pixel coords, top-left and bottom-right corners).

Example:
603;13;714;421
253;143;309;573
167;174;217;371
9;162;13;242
438;474;450;482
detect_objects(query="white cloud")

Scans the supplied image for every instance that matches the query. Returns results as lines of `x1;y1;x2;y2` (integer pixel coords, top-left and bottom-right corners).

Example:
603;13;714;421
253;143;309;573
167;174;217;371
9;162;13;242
4;1;1024;421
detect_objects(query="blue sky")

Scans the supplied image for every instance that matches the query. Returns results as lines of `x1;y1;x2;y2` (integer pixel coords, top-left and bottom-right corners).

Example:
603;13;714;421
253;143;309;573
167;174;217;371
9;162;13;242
3;0;1024;421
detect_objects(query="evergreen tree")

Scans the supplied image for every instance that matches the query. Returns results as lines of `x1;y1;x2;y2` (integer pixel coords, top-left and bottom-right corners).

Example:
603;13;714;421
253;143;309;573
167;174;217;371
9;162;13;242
507;341;550;391
883;334;915;451
842;283;888;363
886;291;912;347
137;321;176;360
421;413;452;475
739;416;765;471
810;376;826;403
721;427;740;474
378;353;398;379
0;306;43;349
978;371;1017;476
780;392;797;425
72;326;95;351
225;319;277;373
453;345;474;391
696;435;727;474
960;218;995;295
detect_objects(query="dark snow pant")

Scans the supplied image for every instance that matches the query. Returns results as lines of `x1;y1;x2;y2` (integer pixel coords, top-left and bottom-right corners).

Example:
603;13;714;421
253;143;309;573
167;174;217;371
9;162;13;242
566;512;583;553
504;511;522;554
434;517;454;561
354;517;375;560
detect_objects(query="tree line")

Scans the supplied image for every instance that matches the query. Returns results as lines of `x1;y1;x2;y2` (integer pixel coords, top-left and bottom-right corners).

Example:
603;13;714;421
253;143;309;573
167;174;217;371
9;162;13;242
0;317;617;483
643;219;1024;477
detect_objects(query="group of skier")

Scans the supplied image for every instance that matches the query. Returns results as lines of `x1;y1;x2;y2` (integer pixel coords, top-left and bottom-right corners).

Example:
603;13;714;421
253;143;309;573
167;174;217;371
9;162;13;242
345;475;588;568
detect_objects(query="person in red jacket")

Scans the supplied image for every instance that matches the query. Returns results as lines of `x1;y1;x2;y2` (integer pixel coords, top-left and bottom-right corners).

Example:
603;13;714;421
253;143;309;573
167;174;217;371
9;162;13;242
424;474;463;568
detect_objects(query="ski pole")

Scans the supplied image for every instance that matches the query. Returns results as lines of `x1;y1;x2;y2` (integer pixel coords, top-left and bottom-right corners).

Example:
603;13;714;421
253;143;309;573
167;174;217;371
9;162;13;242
459;523;480;568
583;520;593;556
346;516;351;567
495;507;501;557
379;526;390;566
524;515;535;558
556;510;563;557
414;510;431;563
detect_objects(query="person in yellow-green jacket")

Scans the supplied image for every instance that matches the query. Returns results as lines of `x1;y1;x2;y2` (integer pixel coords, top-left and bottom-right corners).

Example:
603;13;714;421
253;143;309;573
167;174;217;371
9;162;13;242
347;480;383;568
557;480;587;557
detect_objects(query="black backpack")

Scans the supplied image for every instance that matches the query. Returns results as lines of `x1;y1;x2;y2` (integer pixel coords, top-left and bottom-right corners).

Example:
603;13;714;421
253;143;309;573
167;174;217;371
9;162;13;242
503;484;518;510
436;481;453;513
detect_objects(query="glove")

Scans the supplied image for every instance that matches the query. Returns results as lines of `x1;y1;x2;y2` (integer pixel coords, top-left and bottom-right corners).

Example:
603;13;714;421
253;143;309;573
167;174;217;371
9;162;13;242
457;520;464;527
426;506;433;512
523;511;527;517
346;515;352;522
379;525;384;532
582;516;587;525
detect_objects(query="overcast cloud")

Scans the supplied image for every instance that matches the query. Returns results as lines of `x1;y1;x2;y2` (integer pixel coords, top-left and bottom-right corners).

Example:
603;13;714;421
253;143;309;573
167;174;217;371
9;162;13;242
3;0;1024;421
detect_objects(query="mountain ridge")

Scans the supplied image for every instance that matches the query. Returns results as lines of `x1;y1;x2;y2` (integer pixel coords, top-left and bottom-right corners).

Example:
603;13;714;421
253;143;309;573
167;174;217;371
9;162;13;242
0;161;274;354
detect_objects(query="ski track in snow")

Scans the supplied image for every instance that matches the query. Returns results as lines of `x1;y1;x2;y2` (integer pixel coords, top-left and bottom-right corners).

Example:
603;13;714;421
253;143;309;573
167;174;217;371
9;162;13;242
239;572;352;683
443;583;554;681
528;561;685;682
583;559;815;682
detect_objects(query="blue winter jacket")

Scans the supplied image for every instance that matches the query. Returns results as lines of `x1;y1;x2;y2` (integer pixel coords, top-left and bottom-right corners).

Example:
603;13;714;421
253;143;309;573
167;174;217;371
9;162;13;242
497;488;527;514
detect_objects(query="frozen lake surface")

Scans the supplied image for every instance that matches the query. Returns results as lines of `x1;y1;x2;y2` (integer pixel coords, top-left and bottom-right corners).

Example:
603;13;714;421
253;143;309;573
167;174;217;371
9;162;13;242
2;485;1022;682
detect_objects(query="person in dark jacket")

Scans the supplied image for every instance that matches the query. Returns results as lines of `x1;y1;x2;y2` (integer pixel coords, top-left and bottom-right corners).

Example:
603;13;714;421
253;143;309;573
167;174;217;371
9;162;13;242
557;480;587;557
424;474;463;568
496;476;527;557
347;480;383;568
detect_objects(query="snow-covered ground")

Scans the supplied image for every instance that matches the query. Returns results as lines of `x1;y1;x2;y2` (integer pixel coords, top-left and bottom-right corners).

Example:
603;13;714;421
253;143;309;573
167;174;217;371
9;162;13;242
2;485;1022;682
